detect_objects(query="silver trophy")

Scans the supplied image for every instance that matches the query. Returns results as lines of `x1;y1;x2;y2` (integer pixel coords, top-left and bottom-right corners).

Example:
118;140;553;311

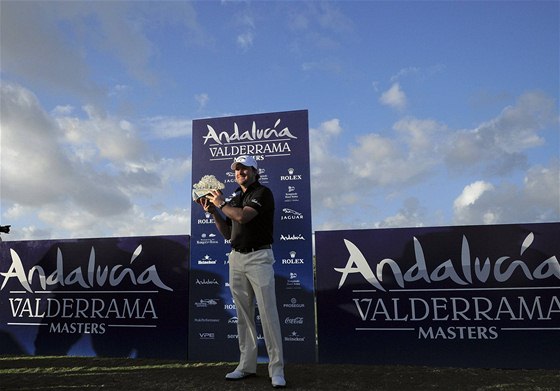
192;175;225;201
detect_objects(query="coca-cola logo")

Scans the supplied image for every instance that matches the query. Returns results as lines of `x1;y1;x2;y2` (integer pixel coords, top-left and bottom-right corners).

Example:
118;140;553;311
284;316;304;324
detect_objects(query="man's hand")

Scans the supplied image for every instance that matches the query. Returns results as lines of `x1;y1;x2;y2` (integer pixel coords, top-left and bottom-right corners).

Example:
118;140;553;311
206;190;225;208
198;197;217;214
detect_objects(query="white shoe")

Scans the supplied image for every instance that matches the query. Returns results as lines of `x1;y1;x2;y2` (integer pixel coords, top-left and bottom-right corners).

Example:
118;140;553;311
225;370;255;380
271;375;286;388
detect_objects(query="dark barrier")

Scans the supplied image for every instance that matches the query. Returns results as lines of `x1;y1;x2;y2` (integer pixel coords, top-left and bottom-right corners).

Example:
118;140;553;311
189;110;316;362
0;235;189;358
316;222;560;368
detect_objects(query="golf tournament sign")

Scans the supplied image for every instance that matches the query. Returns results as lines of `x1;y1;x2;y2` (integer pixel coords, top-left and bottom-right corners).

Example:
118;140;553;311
316;223;560;369
189;110;316;362
0;235;189;358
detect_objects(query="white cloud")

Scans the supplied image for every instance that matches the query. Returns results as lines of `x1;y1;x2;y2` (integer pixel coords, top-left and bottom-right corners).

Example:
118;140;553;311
195;93;210;110
234;10;256;50
237;32;254;50
390;67;420;82
0;2;105;102
150;209;190;235
524;161;560;210
0;1;209;102
309;115;445;231
309;90;558;231
309;118;342;169
393;117;447;155
453;159;560;225
347;117;443;187
390;64;446;83
454;181;495;210
445;91;556;175
379;83;407;111
314;1;354;32
309;118;355;225
141;116;192;140
14;226;53;241
1;83;81;206
53;104;148;165
377;198;426;228
1;82;190;240
286;1;353;55
112;207;190;238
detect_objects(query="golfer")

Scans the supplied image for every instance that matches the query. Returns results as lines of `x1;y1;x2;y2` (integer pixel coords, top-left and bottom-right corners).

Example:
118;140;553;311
199;155;286;388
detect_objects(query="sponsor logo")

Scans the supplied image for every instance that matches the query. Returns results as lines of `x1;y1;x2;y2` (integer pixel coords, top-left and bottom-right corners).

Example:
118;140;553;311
227;334;239;339
286;272;302;290
282;251;304;265
195;278;219;285
194;299;219;308
284;331;306;342
224;172;236;184
281;208;304;221
225;169;270;184
194;318;220;323
280;167;303;181
228;317;238;324
335;233;560;291
283;298;305;309
0;245;172;293
284;185;299;203
280;234;305;241
224;303;237;310
197;212;215;224
202;119;298;145
199;332;215;340
196;233;219;245
197;255;217;265
257;168;269;184
250;198;262;207
285;316;304;325
204;122;295;159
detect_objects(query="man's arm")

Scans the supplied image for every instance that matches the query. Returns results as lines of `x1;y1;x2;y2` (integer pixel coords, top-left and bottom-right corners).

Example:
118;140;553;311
210;208;232;239
206;189;259;225
220;204;258;225
198;197;233;239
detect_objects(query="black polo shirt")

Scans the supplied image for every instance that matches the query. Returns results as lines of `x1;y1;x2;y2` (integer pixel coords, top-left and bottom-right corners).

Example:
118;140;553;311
227;181;274;250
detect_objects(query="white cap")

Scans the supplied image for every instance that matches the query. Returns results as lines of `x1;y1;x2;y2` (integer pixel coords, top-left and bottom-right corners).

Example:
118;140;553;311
230;155;258;170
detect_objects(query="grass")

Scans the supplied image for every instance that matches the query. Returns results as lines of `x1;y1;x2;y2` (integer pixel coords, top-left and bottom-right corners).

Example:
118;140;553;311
1;356;559;391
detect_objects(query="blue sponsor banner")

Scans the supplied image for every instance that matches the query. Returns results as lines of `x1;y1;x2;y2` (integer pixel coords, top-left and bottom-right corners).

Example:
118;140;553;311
0;235;189;359
189;110;316;362
316;223;560;369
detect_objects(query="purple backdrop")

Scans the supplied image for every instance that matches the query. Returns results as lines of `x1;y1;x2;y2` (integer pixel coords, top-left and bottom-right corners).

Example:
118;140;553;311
189;110;316;362
316;222;560;369
0;235;189;359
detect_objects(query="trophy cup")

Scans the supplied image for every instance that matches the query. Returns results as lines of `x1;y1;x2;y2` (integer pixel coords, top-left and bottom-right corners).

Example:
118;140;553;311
192;175;225;201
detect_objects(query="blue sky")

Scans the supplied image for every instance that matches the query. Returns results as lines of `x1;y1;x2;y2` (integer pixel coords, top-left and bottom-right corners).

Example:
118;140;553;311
1;0;558;241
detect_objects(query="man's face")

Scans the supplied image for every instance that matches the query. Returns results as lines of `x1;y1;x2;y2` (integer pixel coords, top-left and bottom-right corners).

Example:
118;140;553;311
233;163;256;187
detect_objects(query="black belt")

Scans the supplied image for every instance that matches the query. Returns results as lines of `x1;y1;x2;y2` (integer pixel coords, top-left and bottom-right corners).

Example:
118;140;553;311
233;244;271;254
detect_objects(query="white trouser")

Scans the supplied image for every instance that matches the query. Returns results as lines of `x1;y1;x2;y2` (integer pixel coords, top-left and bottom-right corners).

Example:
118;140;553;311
229;248;284;378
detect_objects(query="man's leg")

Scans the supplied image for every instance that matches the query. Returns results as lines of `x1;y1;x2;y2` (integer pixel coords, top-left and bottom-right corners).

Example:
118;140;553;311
245;249;284;378
229;251;258;374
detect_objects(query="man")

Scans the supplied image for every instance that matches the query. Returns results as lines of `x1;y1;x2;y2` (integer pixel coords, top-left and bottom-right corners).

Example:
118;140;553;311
199;155;286;388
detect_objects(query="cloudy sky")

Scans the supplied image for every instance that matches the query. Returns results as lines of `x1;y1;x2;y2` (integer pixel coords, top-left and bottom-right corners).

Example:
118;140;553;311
1;1;558;241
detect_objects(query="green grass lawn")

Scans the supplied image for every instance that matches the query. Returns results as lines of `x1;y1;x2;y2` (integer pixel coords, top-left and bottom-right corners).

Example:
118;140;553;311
1;356;559;391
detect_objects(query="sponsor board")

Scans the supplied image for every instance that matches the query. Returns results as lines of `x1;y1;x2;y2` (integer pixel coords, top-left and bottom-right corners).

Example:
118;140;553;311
316;223;560;369
190;110;315;362
0;235;189;359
